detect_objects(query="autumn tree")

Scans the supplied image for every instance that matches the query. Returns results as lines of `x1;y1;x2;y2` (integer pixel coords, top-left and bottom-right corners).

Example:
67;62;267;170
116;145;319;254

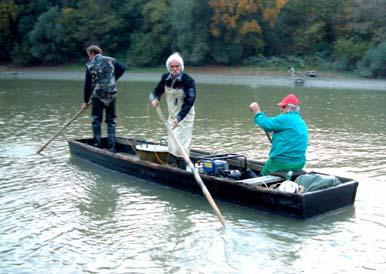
208;0;264;64
261;0;288;28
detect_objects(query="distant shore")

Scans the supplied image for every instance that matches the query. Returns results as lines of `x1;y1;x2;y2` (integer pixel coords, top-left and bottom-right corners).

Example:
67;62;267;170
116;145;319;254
1;65;386;91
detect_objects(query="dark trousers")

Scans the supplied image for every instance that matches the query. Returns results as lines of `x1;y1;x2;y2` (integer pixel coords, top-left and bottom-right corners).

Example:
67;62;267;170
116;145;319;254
91;97;116;149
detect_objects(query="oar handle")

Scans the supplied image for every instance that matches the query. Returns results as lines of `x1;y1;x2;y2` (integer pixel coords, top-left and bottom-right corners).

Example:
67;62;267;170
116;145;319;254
37;103;91;154
154;106;226;228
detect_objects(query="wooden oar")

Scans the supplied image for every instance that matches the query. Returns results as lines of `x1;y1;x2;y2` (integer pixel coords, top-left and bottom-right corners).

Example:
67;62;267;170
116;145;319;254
154;105;226;228
264;129;272;144
250;102;272;144
37;104;90;154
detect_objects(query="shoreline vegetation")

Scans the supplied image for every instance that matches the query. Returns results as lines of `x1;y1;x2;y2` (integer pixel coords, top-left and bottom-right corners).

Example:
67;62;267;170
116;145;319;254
1;64;386;91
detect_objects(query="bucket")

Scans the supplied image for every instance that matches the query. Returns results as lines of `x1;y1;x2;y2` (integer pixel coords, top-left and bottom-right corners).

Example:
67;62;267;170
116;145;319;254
135;144;169;164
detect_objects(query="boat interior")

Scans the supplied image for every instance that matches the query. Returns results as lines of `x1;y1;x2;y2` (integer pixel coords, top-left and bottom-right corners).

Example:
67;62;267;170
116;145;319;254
76;137;318;190
70;137;359;217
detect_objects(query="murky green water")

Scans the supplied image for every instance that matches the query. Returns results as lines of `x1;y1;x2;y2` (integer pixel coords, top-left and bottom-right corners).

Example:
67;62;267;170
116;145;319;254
0;78;385;273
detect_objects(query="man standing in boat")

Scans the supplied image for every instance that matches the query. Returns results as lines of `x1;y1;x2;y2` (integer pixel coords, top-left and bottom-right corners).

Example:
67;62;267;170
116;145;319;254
150;52;196;169
249;94;308;176
81;45;126;152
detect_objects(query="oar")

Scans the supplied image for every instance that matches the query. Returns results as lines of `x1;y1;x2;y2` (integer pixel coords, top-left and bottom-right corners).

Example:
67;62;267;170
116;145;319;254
264;129;272;144
37;103;90;154
154;105;226;228
250;102;272;144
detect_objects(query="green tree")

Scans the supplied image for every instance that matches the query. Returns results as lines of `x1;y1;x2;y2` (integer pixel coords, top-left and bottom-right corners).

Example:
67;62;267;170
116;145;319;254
274;0;347;56
127;0;171;66
68;0;123;55
170;0;210;65
29;6;71;64
111;0;143;58
348;0;386;43
357;40;386;78
0;0;18;61
326;0;385;72
11;0;64;64
332;38;370;70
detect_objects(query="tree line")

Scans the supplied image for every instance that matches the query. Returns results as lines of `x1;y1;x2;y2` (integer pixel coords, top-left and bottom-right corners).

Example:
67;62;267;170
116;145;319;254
1;0;386;77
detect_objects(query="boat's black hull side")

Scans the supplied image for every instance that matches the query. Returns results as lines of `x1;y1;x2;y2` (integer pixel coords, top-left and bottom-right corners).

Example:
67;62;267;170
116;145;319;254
68;139;358;219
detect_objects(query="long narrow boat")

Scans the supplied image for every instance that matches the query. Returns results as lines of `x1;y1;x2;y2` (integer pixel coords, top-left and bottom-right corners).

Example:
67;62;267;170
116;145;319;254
68;137;358;219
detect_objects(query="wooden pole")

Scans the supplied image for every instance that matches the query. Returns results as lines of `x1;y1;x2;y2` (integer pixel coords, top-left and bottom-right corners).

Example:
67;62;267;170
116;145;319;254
264;129;272;144
37;104;90;154
154;106;226;228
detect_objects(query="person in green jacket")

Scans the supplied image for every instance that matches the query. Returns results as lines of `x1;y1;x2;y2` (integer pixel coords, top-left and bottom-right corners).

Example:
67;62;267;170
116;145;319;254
249;93;308;176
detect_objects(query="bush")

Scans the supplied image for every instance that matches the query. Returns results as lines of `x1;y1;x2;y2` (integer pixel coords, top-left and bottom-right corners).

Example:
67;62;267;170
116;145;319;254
333;38;370;71
210;43;243;65
11;41;38;65
28;7;70;64
357;40;386;78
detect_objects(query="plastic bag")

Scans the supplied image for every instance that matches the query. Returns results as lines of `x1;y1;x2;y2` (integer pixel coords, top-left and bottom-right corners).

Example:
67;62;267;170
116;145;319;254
295;172;342;192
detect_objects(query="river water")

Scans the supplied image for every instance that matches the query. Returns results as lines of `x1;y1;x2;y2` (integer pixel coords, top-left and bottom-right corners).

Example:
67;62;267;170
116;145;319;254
0;78;385;274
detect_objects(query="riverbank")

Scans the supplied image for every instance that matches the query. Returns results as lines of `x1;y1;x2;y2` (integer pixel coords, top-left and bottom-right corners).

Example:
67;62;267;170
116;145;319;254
1;65;386;91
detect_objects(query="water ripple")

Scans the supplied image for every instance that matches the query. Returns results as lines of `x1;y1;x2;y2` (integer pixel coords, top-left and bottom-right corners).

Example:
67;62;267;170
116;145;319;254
1;80;386;273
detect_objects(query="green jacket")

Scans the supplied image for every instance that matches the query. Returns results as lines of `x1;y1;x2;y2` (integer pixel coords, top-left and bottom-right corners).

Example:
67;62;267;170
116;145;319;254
254;111;308;163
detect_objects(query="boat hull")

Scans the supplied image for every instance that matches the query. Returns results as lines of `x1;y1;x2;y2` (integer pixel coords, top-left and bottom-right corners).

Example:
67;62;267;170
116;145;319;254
68;137;358;219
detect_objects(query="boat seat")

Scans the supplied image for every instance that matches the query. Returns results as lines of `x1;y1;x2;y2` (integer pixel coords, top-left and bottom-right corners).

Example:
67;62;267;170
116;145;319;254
237;175;282;186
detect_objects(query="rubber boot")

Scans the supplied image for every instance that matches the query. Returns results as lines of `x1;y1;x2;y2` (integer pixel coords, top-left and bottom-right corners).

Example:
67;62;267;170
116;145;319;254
107;121;116;152
107;136;116;152
93;134;102;148
92;118;102;148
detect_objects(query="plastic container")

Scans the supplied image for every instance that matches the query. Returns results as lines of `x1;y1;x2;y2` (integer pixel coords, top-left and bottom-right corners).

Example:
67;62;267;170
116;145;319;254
202;159;229;175
202;160;214;174
213;160;229;173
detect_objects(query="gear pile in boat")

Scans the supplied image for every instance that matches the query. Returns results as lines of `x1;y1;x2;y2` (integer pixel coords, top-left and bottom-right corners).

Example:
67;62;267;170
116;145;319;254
193;154;257;180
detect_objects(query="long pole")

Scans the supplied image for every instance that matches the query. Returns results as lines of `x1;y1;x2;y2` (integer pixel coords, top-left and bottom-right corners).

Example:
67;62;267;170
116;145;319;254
264;129;272;144
37;104;90;154
154;106;226;228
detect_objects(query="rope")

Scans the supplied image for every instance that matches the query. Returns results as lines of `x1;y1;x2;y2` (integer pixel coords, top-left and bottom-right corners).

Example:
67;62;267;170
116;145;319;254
154;150;167;165
146;101;168;165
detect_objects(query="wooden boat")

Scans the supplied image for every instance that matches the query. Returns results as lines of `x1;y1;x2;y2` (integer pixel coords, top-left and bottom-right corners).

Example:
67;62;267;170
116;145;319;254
68;137;358;219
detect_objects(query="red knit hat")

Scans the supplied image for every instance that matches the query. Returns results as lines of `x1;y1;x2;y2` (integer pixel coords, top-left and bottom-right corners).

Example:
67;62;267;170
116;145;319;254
277;93;299;107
